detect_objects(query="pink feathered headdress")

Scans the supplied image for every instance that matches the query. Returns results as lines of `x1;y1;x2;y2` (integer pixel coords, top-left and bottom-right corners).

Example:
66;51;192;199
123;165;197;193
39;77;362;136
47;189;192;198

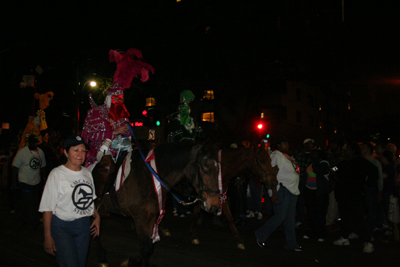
106;48;154;95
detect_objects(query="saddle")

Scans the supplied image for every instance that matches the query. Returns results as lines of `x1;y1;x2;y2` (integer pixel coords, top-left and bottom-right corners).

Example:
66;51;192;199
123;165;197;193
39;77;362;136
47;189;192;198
93;151;130;215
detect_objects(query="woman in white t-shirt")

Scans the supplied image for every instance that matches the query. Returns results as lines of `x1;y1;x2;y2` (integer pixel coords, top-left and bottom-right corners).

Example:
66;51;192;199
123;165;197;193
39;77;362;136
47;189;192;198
39;135;100;267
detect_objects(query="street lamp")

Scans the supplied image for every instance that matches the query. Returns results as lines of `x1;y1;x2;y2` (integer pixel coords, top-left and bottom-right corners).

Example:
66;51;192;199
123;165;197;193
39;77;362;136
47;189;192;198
76;80;96;134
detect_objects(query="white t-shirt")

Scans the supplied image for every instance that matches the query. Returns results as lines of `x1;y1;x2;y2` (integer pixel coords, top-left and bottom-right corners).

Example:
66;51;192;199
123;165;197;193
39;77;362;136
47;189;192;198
39;165;97;221
271;150;300;195
12;146;46;185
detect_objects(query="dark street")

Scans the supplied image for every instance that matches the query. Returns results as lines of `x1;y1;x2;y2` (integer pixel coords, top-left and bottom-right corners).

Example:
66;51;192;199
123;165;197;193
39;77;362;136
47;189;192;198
1;187;399;267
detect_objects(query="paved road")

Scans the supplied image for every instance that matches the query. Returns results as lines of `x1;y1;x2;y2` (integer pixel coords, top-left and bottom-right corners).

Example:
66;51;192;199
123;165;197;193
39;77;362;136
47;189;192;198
1;188;399;267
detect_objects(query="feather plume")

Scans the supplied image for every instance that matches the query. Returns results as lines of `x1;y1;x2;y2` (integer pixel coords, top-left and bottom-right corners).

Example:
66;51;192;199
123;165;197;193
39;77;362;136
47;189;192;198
109;48;154;90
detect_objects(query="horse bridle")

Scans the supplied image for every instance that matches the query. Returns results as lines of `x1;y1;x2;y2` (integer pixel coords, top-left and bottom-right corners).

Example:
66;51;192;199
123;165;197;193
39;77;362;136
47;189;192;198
192;157;221;196
251;148;277;187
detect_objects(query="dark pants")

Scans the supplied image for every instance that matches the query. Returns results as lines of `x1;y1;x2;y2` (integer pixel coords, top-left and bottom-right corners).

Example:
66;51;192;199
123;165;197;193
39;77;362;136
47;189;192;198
52;215;91;267
247;180;263;212
19;182;41;227
338;200;372;242
304;187;329;238
364;187;378;231
255;185;299;250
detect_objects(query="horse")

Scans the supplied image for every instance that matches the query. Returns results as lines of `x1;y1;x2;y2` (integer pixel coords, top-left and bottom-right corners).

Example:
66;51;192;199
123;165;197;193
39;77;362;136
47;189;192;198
187;142;278;250
92;141;221;267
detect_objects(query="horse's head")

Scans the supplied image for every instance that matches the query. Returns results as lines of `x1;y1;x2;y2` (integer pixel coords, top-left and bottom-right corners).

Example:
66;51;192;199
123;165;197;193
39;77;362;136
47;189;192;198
190;142;220;213
251;142;279;192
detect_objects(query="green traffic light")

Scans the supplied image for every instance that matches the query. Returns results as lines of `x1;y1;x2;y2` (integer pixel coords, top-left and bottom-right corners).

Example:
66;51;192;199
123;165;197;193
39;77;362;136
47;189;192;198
156;120;161;126
266;134;270;138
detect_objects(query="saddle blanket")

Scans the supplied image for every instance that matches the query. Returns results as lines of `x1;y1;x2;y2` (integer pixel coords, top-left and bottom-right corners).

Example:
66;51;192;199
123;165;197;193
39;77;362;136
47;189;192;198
114;151;132;192
145;149;165;243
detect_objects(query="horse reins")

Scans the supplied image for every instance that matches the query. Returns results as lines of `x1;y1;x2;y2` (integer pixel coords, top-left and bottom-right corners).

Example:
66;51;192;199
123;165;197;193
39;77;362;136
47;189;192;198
126;122;215;206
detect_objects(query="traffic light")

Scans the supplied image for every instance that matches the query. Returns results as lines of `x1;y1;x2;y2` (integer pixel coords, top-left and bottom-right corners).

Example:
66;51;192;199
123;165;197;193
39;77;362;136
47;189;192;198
257;123;263;130
266;133;270;138
156;120;161;126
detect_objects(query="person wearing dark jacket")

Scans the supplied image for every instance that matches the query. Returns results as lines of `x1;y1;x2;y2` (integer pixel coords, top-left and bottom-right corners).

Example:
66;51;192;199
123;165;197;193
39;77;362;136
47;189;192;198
303;148;331;242
333;143;378;253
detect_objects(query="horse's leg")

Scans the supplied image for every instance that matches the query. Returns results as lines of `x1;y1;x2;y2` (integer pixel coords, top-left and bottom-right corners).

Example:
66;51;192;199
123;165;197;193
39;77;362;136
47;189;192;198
92;235;108;266
122;218;155;267
189;203;201;245
223;201;245;250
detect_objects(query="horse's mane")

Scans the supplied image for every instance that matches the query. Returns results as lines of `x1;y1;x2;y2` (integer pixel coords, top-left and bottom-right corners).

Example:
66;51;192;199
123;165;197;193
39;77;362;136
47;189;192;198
154;142;200;174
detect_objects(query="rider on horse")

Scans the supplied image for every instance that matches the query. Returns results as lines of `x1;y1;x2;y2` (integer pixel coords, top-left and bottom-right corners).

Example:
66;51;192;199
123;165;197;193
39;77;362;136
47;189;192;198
81;48;154;203
167;90;203;143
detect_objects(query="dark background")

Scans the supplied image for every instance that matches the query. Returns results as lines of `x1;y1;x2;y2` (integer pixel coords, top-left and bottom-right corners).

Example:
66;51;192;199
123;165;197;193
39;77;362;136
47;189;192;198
1;0;400;147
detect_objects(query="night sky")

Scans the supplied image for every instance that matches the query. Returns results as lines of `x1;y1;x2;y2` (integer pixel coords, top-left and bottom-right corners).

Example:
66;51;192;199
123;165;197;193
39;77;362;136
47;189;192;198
1;0;400;143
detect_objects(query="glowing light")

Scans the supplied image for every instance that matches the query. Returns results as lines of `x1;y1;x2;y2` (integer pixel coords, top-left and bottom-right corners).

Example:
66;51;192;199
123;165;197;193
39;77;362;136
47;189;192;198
257;124;263;130
90;81;97;87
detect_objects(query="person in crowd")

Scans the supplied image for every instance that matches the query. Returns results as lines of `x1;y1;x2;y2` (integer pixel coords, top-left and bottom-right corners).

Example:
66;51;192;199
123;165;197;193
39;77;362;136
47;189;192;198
246;178;264;220
39;135;100;267
374;142;385;162
333;142;378;253
360;142;383;236
303;147;331;242
12;135;46;229
380;150;396;235
255;136;302;251
294;138;314;227
325;140;344;230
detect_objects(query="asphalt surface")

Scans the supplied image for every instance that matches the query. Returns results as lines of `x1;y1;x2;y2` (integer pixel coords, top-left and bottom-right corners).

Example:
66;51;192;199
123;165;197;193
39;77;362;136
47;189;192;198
1;186;400;267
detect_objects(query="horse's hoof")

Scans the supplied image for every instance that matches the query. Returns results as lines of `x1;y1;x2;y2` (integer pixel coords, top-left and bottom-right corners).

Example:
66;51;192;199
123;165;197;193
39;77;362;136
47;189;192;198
99;264;109;267
121;259;129;267
192;239;200;245
237;243;245;250
162;229;171;236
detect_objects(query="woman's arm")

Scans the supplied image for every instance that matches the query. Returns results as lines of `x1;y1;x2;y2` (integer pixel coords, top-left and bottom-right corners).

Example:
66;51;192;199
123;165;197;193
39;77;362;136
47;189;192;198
90;208;100;237
43;211;56;256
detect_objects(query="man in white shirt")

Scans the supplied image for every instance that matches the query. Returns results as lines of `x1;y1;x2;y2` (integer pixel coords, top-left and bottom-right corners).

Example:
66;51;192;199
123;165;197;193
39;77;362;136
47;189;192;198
255;136;302;251
12;135;46;229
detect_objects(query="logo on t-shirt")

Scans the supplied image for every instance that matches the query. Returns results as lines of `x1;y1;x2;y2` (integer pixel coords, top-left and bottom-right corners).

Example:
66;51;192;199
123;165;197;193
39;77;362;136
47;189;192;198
30;157;41;169
72;184;94;211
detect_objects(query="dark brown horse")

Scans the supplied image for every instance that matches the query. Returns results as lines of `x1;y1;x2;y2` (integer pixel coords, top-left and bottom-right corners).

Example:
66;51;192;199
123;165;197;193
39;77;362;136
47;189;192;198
188;142;278;249
93;142;221;267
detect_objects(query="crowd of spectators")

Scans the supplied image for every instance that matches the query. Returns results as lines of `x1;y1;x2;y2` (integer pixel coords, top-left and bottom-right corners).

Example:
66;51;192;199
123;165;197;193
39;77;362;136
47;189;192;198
228;137;400;253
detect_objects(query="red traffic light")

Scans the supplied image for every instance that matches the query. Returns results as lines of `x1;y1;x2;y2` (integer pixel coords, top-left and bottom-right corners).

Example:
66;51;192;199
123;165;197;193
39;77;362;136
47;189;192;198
257;123;263;130
142;110;148;116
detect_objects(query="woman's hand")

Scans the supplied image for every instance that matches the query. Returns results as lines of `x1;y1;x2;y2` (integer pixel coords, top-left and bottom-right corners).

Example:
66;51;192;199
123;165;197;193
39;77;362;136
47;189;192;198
44;235;56;256
91;209;101;237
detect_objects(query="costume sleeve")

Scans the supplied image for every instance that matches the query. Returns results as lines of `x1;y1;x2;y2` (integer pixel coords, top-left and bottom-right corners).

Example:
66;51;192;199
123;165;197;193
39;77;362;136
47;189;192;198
38;169;58;213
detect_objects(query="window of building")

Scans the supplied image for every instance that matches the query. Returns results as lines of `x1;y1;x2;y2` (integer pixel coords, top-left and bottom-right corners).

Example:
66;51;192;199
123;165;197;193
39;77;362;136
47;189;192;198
296;88;301;101
296;111;301;123
145;97;156;107
203;90;215;100
202;112;215;122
